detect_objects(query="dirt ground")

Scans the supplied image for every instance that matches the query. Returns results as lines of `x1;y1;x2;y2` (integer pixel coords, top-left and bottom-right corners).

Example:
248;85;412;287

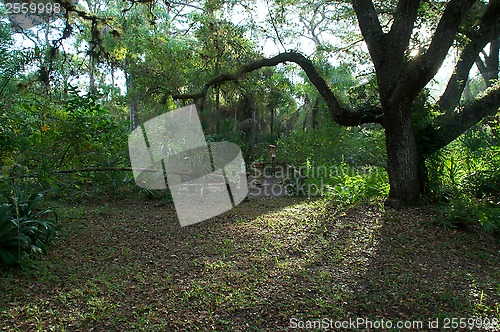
1;196;499;331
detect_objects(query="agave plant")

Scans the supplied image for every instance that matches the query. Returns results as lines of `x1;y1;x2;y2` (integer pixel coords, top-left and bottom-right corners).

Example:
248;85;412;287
0;186;57;266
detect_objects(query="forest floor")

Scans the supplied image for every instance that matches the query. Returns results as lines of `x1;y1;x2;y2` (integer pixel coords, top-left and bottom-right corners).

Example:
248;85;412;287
0;196;499;331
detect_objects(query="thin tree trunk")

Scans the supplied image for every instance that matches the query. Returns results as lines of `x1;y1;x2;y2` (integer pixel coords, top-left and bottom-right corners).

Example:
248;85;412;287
251;104;257;156
89;51;97;94
126;72;139;131
311;98;319;130
269;101;275;135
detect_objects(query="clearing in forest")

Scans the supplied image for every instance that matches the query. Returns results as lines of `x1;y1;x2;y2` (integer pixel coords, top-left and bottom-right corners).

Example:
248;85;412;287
0;197;499;331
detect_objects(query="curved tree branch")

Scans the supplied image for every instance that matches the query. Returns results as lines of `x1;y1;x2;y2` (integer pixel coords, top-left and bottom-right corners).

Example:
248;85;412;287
423;83;500;156
437;0;500;112
171;52;384;126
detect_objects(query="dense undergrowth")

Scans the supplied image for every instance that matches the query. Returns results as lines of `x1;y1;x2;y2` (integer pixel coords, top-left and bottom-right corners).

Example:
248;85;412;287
426;118;500;235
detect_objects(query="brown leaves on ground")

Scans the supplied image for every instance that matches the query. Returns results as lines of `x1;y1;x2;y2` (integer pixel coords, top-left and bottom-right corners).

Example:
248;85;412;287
0;197;498;331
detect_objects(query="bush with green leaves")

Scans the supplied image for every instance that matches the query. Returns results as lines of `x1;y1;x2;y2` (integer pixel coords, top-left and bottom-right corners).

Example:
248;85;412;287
425;116;499;235
275;121;386;168
0;187;57;266
273;120;388;204
435;195;499;235
0;85;130;197
424;113;499;197
289;163;389;205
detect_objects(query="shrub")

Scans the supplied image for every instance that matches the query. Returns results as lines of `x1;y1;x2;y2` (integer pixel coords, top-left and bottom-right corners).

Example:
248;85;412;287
435;195;499;236
425;118;500;236
300;163;389;205
0;187;57;266
425;120;499;201
274;120;389;205
275;121;386;168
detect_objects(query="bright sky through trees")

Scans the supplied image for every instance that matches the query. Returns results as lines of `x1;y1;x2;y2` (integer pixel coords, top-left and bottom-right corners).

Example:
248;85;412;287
0;0;485;99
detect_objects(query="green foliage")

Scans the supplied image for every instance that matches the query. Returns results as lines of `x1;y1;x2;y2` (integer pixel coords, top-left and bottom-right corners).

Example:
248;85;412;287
0;186;57;266
297;163;389;206
426;120;499;200
1;86;129;196
276;120;386;167
435;195;499;235
274;120;388;204
425;117;500;236
56;90;128;167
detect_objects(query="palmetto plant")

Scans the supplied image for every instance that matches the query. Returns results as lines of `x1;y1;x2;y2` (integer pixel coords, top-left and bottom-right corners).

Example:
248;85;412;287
0;187;57;266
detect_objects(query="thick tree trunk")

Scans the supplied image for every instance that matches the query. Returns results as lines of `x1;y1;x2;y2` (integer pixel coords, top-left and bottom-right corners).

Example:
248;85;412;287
384;103;422;206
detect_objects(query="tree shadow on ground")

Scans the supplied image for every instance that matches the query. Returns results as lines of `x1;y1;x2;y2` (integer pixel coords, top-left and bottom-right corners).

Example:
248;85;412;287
262;204;499;331
0;197;498;331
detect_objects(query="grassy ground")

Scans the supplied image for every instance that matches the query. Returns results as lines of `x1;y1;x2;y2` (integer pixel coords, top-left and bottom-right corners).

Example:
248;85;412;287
0;196;499;331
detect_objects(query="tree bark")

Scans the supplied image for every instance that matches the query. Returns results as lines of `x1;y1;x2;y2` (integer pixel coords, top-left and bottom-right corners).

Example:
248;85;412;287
384;102;422;206
126;71;140;131
437;0;500;112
